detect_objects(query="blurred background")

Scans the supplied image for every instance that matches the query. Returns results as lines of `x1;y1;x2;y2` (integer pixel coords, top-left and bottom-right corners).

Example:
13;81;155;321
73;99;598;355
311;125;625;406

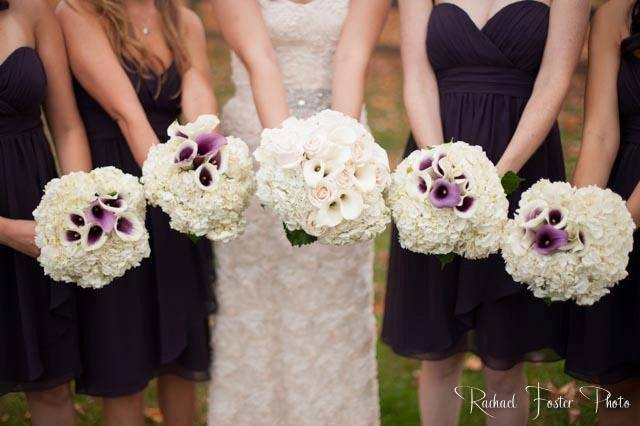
0;1;609;425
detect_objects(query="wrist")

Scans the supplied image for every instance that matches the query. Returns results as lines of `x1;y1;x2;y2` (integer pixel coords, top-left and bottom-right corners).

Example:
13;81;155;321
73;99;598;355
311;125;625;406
0;217;9;245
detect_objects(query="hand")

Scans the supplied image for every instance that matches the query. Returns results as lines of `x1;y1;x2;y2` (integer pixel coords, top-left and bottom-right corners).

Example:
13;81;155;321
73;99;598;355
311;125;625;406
0;219;40;258
626;200;640;230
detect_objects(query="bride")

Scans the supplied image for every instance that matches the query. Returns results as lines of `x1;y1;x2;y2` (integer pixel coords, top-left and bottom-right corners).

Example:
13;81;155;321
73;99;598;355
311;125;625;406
208;0;389;424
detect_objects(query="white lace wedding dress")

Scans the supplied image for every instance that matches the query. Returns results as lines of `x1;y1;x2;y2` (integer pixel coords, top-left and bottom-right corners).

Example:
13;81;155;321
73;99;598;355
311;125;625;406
208;1;379;425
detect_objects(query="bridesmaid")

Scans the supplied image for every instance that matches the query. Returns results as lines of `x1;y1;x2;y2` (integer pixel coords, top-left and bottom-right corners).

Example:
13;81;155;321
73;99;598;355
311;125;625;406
568;0;640;423
56;0;216;424
0;0;91;424
383;1;588;424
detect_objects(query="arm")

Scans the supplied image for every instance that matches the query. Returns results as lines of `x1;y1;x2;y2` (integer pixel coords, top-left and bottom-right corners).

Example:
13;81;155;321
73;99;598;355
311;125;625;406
30;0;92;174
626;182;640;227
56;0;159;167
496;0;590;175
331;0;391;118
398;0;442;148
0;218;39;257
573;1;629;187
211;0;289;128
180;8;218;121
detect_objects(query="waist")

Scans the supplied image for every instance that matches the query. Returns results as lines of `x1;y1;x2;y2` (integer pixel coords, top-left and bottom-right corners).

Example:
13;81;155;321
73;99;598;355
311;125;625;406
621;115;640;146
83;110;176;143
232;86;332;118
437;66;535;97
0;114;42;137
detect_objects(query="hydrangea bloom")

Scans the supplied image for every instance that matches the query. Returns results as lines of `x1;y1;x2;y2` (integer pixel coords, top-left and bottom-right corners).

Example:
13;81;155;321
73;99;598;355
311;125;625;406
142;115;255;242
33;167;150;289
254;109;391;246
501;180;635;305
389;141;509;259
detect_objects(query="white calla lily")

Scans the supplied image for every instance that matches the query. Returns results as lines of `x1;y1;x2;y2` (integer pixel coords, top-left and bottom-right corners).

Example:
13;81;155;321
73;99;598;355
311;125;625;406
353;164;377;192
303;158;325;187
168;114;220;139
337;190;364;221
316;200;344;227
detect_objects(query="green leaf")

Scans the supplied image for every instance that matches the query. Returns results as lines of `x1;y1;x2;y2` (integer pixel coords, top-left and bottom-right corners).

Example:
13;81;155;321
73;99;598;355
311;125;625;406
501;171;525;196
436;252;456;269
283;224;317;247
187;233;202;244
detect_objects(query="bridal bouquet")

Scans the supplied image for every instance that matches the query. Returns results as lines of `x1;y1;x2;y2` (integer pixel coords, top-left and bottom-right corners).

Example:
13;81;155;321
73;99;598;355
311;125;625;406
389;141;510;259
501;180;635;305
33;167;150;289
142;115;255;242
254;109;391;246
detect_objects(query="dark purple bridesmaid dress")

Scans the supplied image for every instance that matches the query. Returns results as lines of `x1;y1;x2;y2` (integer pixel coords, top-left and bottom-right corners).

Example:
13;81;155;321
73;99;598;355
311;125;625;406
383;1;567;369
565;51;640;385
0;47;80;394
72;62;215;397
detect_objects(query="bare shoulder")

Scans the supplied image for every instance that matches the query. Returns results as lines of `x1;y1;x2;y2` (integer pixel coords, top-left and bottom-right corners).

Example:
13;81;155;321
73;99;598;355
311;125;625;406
13;0;55;25
180;5;206;38
55;0;96;24
592;0;634;43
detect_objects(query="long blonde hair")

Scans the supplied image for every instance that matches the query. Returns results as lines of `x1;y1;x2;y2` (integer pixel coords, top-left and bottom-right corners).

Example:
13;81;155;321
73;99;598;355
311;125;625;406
77;0;189;94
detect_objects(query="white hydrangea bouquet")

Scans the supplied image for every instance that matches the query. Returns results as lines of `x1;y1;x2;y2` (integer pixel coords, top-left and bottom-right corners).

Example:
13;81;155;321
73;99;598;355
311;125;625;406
501;180;635;305
33;167;150;289
254;109;391;246
389;141;513;263
141;115;255;242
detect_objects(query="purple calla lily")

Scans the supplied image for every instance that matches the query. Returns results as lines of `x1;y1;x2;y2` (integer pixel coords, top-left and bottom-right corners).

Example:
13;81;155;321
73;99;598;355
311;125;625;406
547;208;568;229
69;213;85;228
174;139;198;167
82;224;108;251
418;155;433;171
433;153;447;177
65;230;82;243
195;163;218;191
98;194;127;214
195;133;227;158
114;213;143;242
454;196;476;218
533;224;569;255
86;201;117;233
429;178;461;208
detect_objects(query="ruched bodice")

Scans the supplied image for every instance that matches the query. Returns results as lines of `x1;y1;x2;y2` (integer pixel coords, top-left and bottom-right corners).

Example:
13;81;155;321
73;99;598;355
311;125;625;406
427;1;549;97
0;47;46;135
74;62;180;143
384;1;566;369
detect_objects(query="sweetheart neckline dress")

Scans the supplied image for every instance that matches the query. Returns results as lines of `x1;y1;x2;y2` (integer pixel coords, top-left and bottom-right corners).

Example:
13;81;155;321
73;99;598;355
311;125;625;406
209;1;380;424
0;46;81;394
72;59;215;397
565;51;640;385
383;1;567;369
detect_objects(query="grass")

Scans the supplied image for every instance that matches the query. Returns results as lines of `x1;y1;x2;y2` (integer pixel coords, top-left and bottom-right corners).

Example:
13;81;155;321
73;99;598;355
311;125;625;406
1;10;596;425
